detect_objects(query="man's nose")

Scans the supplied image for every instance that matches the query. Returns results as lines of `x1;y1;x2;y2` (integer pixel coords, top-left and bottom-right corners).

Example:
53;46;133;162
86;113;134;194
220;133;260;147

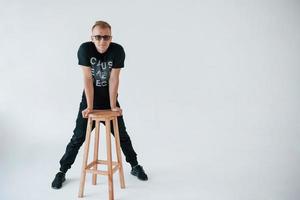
99;39;106;44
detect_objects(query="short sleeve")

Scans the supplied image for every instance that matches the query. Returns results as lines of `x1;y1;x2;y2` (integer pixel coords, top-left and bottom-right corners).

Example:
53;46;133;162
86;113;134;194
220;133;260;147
77;43;91;67
113;45;125;68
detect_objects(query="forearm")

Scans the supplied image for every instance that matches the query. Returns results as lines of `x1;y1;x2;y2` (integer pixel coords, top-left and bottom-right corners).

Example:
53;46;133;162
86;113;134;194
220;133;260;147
109;78;119;108
84;78;94;109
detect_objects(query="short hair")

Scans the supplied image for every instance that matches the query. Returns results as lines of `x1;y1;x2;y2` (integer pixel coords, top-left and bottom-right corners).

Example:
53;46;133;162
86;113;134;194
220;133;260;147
92;20;111;31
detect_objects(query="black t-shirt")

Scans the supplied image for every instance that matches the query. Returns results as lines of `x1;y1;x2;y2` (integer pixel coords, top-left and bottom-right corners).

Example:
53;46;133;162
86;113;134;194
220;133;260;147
77;41;125;108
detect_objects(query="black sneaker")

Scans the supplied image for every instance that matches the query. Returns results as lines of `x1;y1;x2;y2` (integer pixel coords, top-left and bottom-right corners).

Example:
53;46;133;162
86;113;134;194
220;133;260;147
51;172;66;189
131;165;148;181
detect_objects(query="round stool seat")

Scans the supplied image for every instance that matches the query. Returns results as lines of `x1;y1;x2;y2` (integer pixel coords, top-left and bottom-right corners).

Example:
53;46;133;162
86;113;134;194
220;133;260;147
88;109;121;120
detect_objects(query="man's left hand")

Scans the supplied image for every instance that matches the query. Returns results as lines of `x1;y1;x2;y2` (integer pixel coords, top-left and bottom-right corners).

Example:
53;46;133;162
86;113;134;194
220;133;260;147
111;107;122;115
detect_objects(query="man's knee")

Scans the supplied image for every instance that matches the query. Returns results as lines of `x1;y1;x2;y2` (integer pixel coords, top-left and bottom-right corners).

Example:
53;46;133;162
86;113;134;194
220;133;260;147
70;130;86;147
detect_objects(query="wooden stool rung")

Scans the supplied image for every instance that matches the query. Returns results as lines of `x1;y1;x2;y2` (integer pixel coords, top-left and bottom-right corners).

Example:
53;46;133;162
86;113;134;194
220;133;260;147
97;160;119;166
85;166;119;175
85;161;97;169
86;169;108;175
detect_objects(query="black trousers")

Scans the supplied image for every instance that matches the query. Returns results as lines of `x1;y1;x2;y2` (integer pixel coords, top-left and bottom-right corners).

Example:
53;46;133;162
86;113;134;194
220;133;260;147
59;102;138;173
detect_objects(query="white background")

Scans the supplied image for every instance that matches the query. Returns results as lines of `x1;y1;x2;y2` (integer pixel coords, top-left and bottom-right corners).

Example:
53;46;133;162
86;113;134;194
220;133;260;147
0;0;299;199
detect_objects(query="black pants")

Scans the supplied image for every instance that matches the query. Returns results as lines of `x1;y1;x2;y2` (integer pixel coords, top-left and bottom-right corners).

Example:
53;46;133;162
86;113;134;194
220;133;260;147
59;102;138;173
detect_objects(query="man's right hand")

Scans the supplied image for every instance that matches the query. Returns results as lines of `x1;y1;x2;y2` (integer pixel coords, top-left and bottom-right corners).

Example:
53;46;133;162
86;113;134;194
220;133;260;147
82;107;93;118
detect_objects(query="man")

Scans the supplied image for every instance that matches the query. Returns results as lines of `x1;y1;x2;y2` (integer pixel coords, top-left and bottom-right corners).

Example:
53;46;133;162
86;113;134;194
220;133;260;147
51;20;148;189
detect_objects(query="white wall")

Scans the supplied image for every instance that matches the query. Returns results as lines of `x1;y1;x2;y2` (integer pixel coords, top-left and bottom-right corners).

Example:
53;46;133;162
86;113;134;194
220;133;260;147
0;0;299;199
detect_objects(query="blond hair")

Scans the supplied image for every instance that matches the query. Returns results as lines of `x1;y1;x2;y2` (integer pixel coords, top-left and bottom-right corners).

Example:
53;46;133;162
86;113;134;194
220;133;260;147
92;20;111;31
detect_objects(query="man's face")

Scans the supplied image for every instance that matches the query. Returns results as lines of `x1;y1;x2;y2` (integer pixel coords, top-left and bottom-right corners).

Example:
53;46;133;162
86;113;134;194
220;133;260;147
91;26;112;53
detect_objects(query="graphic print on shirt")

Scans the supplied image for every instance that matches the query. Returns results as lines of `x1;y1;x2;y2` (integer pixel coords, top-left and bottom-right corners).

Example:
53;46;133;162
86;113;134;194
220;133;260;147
90;57;113;87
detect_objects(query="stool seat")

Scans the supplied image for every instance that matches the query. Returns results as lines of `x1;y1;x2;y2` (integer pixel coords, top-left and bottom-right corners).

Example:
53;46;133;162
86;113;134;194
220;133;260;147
78;109;125;200
88;109;121;120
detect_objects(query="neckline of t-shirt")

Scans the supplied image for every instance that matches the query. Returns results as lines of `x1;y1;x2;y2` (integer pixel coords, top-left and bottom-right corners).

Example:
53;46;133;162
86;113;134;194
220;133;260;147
92;42;113;56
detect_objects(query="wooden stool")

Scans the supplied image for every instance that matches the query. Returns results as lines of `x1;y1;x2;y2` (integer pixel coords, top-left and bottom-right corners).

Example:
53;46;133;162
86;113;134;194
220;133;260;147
78;109;126;200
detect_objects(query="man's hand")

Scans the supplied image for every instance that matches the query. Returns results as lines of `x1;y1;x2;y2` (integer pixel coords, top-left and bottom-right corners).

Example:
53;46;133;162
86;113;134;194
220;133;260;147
111;107;122;115
82;107;93;118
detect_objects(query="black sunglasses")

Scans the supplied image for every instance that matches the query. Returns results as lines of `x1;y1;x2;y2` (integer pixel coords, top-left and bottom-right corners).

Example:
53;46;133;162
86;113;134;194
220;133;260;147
92;35;111;41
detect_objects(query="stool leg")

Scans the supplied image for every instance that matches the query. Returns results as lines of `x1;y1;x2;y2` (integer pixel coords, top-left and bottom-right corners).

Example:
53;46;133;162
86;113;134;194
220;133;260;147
78;117;93;198
112;118;126;189
92;120;100;185
105;119;114;200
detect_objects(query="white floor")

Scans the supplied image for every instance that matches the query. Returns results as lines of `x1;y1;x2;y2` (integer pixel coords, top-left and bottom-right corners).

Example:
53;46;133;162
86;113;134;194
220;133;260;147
1;127;299;200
